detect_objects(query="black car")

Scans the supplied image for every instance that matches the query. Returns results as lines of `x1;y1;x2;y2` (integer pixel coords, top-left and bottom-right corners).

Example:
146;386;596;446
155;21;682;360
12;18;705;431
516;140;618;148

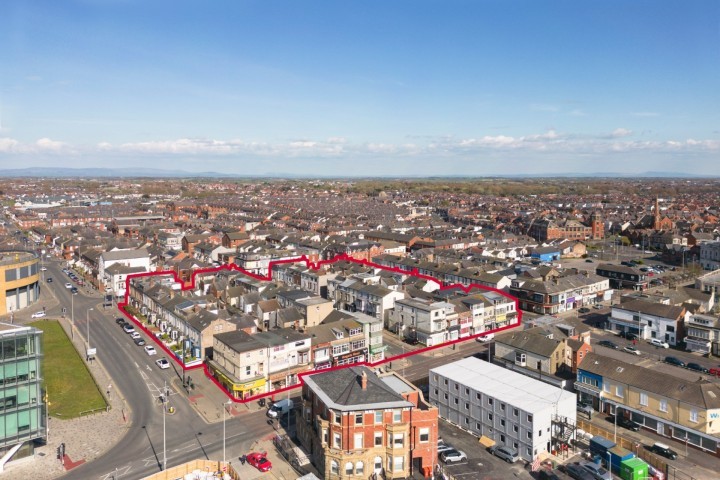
70;286;78;294
598;340;619;350
650;442;678;460
133;337;146;346
687;363;709;374
608;415;641;432
619;331;639;341
665;356;686;368
46;277;53;283
115;317;126;325
538;469;562;480
561;463;594;480
578;307;590;313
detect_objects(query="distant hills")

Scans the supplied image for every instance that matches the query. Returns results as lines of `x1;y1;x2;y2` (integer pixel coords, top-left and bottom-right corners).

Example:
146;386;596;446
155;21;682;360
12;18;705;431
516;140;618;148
0;167;713;179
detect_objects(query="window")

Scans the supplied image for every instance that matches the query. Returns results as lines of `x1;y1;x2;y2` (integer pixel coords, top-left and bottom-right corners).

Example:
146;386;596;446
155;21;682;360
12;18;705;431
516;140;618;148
454;383;458;391
355;462;364;475
392;456;404;472
465;402;469;410
322;428;328;444
527;431;532;439
513;408;518;417
476;393;481;400
488;398;494;406
488;413;493;421
419;428;429;443
465;387;470;395
245;366;251;375
374;432;383;446
500;434;505;443
375;410;383;424
354;433;364;449
603;383;610;393
345;462;354;475
500;403;505;411
333;411;341;424
355;413;363;425
500;419;505;427
690;409;698;423
333;432;341;449
616;385;624;397
393;410;402;423
454;398;459;405
330;460;339;475
538;430;542;437
444;393;448;400
393;433;404;447
374;456;382;471
659;399;668;412
640;393;648;406
513;425;518;433
527;414;533;422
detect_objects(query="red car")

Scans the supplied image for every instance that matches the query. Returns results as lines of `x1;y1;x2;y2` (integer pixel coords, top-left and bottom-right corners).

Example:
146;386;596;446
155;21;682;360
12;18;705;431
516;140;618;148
709;368;720;377
247;452;272;472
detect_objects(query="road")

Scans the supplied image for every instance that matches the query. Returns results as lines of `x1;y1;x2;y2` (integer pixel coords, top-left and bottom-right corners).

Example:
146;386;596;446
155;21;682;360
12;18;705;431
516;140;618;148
41;260;281;480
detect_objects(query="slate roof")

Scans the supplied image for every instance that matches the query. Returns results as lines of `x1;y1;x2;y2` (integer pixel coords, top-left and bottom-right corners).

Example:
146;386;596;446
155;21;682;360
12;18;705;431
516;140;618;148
614;299;685;320
100;248;149;261
496;331;565;357
579;352;720;409
303;366;412;411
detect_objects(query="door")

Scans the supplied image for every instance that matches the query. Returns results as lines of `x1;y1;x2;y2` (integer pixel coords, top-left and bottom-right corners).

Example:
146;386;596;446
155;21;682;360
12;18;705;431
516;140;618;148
657;422;665;436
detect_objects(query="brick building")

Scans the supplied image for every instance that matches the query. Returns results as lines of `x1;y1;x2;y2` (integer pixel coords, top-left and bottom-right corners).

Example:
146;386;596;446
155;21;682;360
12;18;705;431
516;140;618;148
297;366;438;479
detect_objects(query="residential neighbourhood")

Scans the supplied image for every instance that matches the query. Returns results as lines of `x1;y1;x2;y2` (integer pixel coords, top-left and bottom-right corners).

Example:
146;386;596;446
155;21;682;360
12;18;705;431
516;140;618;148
2;177;720;480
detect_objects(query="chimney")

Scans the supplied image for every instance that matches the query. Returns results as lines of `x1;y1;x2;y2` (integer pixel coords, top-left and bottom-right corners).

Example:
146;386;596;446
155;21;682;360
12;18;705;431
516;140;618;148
360;370;368;390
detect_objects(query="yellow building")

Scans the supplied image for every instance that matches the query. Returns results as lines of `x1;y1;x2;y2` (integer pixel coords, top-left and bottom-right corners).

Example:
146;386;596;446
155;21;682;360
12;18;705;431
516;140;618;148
577;352;720;455
0;251;40;313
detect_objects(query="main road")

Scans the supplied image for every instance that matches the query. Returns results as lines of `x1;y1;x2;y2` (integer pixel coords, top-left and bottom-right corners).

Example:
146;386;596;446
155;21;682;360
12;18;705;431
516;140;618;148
42;261;280;480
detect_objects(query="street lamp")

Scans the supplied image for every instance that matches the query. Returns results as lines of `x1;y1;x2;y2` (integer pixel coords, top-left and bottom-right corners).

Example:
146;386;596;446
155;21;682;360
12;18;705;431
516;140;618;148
223;399;232;464
71;291;75;340
162;381;169;470
86;308;93;351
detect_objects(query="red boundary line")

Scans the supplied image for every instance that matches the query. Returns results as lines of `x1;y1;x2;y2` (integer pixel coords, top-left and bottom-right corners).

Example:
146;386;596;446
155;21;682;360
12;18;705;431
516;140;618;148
117;253;522;403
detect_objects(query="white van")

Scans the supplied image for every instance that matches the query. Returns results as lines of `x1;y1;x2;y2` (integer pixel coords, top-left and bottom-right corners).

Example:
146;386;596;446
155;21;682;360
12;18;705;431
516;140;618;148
476;333;495;342
267;398;294;418
649;338;669;349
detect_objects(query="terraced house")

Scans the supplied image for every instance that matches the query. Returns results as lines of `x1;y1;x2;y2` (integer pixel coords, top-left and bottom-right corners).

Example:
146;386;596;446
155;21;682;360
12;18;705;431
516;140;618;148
576;352;720;455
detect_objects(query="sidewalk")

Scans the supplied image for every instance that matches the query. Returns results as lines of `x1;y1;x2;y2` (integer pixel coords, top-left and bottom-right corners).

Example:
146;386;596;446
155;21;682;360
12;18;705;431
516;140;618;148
2;285;130;479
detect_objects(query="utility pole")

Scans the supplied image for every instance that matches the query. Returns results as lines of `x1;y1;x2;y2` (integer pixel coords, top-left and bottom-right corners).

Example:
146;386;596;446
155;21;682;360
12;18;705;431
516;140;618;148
163;381;168;471
71;292;74;340
86;308;93;351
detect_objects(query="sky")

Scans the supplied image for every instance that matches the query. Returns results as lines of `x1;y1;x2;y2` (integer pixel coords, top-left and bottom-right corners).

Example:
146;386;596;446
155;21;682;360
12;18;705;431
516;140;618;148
0;0;718;177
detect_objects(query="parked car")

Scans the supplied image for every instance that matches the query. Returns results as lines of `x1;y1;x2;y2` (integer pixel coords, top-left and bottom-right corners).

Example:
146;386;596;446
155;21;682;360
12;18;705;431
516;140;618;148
598;340;619;350
115;317;126;325
607;414;641;432
578;307;590;313
489;445;519;463
122;324;135;334
133;337;146;346
649;338;669;348
650;442;678;460
577;400;593;417
155;358;170;369
475;333;495;342
619;331;639;341
665;356;686;368
593;304;603;309
709;367;720;376
538;469;562;480
46;277;53;283
436;443;455;454
440;449;467;464
31;311;46;319
70;287;78;294
562;462;595;480
246;452;272;472
687;363;709;374
579;461;612;480
144;345;157;356
623;346;641;355
65;282;72;289
130;331;141;340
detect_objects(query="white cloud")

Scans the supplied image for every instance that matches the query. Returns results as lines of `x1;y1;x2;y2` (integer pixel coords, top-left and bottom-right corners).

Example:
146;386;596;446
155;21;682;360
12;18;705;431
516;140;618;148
610;128;633;138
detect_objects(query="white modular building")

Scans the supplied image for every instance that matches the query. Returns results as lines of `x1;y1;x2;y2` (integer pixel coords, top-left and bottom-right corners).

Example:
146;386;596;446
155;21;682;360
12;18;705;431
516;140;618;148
429;357;576;461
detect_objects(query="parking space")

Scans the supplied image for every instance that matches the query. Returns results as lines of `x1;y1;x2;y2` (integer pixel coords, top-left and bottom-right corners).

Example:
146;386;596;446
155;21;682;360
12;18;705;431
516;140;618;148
437;420;533;480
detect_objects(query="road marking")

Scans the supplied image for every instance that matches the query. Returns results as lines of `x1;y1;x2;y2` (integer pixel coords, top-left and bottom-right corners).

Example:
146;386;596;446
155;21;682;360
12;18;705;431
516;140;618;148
100;465;131;479
140;371;148;381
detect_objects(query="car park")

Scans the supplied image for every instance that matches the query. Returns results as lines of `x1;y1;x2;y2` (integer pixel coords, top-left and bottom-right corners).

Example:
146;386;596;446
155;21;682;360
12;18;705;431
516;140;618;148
579;461;611;480
133;337;146;346
440;449;467;464
122;324;135;334
144;345;157;356
598;340;619;349
155;358;170;369
650;442;678;460
246;452;272;472
488;445;519;463
649;338;669;348
665;356;685;367
687;362;709;374
561;463;595;480
31;311;46;318
623;346;641;355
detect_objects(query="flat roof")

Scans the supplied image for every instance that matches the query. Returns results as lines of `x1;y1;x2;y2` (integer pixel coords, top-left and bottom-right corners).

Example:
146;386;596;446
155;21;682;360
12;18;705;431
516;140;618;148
431;357;574;414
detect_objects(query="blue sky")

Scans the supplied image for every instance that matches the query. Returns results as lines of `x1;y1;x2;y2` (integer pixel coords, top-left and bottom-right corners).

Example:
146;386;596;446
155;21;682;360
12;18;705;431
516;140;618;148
1;0;718;176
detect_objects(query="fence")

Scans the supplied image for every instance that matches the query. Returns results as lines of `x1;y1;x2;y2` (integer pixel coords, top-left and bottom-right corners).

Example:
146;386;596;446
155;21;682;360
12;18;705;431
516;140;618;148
140;459;238;480
576;419;673;477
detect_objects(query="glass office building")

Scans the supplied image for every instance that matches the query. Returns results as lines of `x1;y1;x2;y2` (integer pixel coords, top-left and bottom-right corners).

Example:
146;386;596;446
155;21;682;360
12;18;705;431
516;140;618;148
0;323;45;468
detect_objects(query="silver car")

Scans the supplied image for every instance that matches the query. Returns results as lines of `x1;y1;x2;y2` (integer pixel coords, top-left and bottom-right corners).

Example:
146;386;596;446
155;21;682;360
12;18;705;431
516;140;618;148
489;445;519;463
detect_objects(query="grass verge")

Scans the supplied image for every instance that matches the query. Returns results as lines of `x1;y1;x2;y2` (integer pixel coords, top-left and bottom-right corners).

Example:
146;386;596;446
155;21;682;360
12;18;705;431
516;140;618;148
30;320;107;418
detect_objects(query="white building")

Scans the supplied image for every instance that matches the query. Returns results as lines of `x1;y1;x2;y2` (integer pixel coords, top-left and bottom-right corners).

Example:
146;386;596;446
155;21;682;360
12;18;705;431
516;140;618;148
429;357;576;462
700;241;720;271
608;299;688;346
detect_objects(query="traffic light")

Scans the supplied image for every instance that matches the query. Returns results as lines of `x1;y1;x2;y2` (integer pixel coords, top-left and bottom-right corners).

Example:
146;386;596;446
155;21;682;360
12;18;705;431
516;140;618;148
57;446;62;459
